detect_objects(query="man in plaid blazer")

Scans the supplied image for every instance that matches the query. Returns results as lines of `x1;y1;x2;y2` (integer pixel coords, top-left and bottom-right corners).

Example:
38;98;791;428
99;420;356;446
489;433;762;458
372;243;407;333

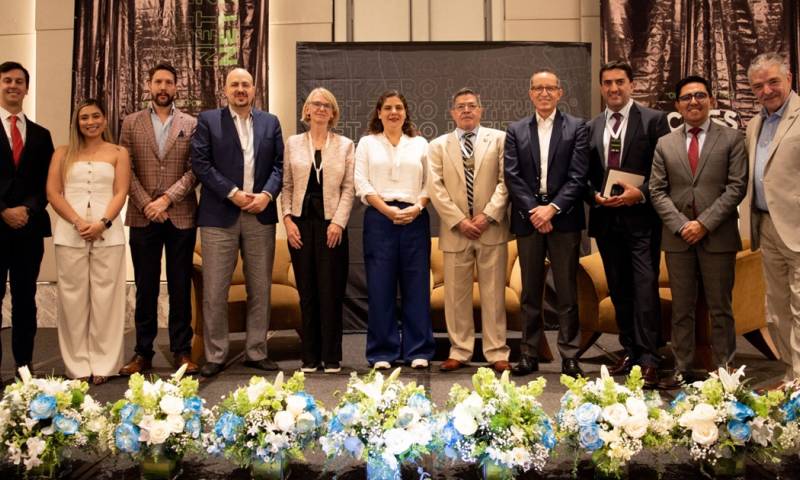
118;62;199;375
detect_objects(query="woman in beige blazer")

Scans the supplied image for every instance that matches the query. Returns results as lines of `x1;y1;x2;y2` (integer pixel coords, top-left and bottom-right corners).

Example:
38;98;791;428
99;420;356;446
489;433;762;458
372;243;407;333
281;87;354;373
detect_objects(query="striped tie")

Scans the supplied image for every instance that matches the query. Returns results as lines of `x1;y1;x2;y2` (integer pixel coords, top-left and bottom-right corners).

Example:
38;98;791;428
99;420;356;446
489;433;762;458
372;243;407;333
462;132;475;216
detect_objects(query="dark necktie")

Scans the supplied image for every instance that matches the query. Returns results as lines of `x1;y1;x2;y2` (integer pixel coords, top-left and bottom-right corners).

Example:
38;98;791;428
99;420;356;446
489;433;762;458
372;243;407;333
10;115;23;167
461;132;475;216
688;127;701;175
606;112;623;169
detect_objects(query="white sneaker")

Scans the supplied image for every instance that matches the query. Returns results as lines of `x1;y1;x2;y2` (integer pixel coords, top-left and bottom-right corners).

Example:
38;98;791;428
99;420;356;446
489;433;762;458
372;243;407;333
410;359;429;369
373;361;391;370
323;362;342;373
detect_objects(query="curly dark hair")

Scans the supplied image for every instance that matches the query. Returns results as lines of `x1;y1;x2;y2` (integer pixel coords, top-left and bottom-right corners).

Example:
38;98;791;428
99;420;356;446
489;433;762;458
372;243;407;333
366;90;416;137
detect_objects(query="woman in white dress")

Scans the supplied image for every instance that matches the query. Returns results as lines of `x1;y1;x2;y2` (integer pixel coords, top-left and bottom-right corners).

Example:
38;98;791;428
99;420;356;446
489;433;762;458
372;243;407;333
46;99;130;385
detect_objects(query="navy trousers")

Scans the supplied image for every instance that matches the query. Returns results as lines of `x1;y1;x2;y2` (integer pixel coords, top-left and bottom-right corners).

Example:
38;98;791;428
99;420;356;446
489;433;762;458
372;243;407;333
363;204;434;364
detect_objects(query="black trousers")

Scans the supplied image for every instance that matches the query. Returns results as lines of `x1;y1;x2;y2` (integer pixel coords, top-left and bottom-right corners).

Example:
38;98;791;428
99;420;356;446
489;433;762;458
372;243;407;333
129;220;196;358
0;225;44;367
289;194;348;365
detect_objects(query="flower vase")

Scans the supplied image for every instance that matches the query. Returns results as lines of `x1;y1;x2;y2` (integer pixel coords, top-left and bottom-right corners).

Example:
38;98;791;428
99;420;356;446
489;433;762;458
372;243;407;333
250;456;288;480
482;459;515;480
704;451;746;478
140;446;180;480
366;455;401;480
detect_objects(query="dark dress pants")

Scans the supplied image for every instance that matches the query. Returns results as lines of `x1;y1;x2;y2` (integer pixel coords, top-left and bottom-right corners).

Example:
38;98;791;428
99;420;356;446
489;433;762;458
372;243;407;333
0;225;44;367
289;194;348;365
129;220;196;358
363;204;434;364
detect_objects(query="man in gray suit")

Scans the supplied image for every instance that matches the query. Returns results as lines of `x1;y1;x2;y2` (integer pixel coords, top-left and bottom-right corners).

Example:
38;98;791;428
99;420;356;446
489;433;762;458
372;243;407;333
650;75;748;388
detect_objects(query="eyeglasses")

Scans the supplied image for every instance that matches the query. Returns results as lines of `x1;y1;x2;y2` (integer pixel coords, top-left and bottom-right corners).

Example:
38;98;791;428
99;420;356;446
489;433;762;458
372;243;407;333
310;101;333;110
677;91;709;103
453;103;480;112
531;85;560;94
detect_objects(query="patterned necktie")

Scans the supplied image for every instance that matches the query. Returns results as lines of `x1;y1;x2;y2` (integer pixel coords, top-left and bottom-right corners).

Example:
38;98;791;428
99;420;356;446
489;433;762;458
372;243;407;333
10;115;23;167
461;132;475;216
688;127;701;175
606;112;623;169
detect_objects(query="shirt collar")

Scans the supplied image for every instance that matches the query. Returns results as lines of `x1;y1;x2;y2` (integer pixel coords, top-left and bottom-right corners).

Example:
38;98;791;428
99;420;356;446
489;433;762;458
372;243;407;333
684;118;711;135
149;103;175;117
0;105;25;123
605;98;634;121
760;91;793;120
228;105;252;121
535;109;556;124
456;126;479;139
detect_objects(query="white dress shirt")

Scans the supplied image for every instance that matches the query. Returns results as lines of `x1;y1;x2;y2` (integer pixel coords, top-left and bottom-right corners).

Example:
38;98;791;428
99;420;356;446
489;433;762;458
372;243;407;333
684;118;711;154
354;133;428;205
602;98;634;167
0;105;26;147
536;110;555;194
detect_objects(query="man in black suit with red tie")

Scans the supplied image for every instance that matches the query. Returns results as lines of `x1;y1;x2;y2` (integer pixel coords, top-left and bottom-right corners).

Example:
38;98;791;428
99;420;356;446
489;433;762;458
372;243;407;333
0;61;54;380
585;61;670;388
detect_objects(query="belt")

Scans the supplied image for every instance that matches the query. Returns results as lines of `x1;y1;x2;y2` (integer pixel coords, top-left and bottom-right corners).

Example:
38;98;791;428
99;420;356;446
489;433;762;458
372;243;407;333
534;193;550;204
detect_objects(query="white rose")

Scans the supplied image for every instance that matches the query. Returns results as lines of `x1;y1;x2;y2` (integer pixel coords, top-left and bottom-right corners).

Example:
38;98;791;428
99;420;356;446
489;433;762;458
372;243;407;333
680;403;717;430
623;415;649;439
407;421;432;447
286;394;307;416
383;428;413;456
602;403;629;427
453;411;478;436
463;392;484;416
143;380;161;399
511;447;531;466
691;421;719;446
295;412;316;433
159;395;184;416
599;427;621;445
625;397;649;419
147;420;171;445
247;381;268;404
165;414;185;434
274;410;295;432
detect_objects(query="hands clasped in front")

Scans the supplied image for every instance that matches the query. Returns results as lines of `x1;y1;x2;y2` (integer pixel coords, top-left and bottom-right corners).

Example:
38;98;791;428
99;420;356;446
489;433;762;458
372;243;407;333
458;212;490;240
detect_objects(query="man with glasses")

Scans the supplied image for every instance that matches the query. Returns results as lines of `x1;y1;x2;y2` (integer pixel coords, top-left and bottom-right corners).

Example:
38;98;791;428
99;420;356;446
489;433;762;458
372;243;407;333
504;69;589;377
650;75;747;388
745;53;800;383
427;88;511;373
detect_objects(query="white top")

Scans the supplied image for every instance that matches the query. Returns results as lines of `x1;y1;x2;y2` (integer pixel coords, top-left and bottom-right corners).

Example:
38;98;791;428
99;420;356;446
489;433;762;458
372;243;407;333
354;133;428;205
229;106;255;194
602;98;634;167
54;161;125;248
0;105;26;147
536;110;555;194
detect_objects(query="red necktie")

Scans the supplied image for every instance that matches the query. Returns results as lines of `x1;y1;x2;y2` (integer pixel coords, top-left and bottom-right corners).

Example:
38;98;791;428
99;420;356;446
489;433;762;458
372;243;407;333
688;127;701;175
10;115;23;167
606;112;623;169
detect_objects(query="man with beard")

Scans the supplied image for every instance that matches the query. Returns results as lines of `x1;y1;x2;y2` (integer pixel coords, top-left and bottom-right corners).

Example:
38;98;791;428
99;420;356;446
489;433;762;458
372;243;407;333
118;62;199;375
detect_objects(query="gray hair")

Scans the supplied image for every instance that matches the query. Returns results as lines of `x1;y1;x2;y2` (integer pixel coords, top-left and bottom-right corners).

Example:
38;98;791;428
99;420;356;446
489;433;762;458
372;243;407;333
748;52;790;81
451;87;482;108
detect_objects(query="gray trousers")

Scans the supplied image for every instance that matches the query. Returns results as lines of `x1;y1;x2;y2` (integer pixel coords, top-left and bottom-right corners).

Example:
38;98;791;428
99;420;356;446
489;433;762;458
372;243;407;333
200;213;275;363
666;247;736;372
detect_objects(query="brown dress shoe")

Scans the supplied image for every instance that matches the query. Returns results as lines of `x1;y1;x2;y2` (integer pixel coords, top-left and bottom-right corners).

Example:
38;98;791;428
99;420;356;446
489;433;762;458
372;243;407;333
492;360;511;373
175;354;200;375
119;355;152;376
439;358;466;372
641;366;659;389
608;355;634;376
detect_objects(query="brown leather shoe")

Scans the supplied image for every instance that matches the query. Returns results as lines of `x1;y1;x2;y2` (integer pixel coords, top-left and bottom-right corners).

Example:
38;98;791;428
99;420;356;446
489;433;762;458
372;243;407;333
641;366;659;389
175;354;200;375
119;355;152;376
608;355;634;376
492;360;511;373
439;358;466;372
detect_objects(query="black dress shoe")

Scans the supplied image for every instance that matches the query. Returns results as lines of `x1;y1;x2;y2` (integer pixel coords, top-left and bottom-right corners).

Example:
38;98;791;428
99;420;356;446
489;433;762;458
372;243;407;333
562;358;584;377
608;356;634;376
244;358;280;371
512;356;539;376
658;371;686;390
641;366;659;389
200;362;224;378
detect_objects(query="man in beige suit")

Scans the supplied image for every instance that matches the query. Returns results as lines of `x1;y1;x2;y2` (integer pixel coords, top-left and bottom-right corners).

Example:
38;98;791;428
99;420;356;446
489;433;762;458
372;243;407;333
650;75;747;388
427;87;511;373
746;52;800;382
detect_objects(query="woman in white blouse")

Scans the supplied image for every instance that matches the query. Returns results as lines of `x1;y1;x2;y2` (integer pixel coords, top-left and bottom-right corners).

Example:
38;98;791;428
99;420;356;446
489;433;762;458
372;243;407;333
354;90;434;370
46;99;130;385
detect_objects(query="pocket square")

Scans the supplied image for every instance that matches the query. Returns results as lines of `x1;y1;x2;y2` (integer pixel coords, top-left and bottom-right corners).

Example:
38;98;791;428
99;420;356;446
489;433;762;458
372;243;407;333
178;130;185;137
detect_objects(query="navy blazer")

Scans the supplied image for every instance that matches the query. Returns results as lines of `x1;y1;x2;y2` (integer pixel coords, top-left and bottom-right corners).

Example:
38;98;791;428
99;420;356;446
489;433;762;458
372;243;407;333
504;110;589;235
585;103;669;238
191;107;284;227
0;118;54;237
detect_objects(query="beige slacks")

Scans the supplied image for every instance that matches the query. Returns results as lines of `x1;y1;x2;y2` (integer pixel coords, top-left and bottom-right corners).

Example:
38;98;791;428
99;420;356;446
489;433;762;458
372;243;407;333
55;244;125;378
442;240;509;363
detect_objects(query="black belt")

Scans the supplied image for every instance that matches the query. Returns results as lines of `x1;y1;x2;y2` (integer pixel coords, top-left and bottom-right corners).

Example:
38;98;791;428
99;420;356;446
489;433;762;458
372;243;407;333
534;194;550;204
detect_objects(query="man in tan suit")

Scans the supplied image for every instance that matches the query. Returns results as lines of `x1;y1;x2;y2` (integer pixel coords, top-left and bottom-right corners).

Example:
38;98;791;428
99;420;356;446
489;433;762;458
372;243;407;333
427;88;511;373
118;62;199;375
746;52;800;382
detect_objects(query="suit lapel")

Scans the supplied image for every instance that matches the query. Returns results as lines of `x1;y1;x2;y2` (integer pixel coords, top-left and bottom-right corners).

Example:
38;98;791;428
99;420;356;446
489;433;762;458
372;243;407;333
527;116;541;171
297;132;313;187
447;132;466;187
621;104;642;166
0;121;12;166
547;111;563;169
160;111;184;159
672;129;694;180
766;95;800;165
694;122;720;182
592;115;606;165
473;128;490;175
222;108;243;151
252;110;264;159
137;111;161;159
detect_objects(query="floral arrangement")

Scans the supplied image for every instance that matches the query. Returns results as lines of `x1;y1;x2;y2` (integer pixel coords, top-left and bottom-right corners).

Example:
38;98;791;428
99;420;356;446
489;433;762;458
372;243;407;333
557;365;674;477
437;368;555;476
670;366;793;471
0;367;106;475
205;371;324;469
320;368;436;480
105;364;206;461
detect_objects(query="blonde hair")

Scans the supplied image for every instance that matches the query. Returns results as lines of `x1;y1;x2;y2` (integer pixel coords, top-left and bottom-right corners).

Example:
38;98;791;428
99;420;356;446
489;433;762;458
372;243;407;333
62;99;113;184
300;87;340;129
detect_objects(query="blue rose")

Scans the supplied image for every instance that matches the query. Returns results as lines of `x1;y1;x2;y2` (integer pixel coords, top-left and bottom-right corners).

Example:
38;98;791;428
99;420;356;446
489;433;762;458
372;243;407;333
185;414;202;438
184;396;203;414
441;419;462;447
337;403;359;426
294;391;317;411
115;423;141;453
727;419;752;443
118;402;141;424
728;401;755;422
579;424;604;452
214;412;244;443
408;393;432;417
328;416;344;434
542;419;556;449
783;403;797;422
53;414;80;435
29;394;57;420
574;402;602;427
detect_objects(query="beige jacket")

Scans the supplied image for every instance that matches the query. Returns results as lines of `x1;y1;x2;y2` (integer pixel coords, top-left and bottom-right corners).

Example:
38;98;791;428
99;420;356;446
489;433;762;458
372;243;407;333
427;127;510;252
281;131;355;228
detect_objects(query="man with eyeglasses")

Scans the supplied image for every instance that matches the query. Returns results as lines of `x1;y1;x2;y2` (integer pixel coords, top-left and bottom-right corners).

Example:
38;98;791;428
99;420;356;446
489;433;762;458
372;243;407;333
427;87;511;373
745;53;800;383
585;61;670;388
504;69;589;377
650;75;747;389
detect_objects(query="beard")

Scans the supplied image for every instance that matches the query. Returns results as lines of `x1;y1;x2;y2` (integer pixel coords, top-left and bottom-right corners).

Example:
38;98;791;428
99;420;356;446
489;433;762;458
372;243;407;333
153;92;175;107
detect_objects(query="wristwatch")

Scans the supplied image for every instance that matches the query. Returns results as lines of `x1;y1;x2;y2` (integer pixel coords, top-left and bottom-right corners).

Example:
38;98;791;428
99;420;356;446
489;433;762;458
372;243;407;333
100;217;112;229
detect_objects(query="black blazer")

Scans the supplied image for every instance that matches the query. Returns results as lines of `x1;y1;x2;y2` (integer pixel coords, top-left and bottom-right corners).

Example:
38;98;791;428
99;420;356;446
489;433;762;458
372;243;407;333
0;118;54;237
504;110;589;235
585;103;670;237
192;107;284;227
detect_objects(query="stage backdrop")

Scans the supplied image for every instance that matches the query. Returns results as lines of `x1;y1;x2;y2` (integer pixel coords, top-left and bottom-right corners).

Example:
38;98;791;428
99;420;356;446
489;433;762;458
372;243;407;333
602;0;800;131
72;0;268;138
296;41;592;331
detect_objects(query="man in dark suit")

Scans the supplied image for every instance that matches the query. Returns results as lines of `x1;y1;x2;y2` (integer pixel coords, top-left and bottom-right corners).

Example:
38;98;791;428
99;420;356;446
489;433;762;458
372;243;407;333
191;67;284;377
650;76;747;388
504;69;589;377
0;61;54;379
585;61;670;388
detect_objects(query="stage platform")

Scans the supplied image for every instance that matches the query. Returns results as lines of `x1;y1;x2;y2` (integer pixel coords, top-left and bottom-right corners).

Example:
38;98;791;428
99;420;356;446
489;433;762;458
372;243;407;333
1;327;798;479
